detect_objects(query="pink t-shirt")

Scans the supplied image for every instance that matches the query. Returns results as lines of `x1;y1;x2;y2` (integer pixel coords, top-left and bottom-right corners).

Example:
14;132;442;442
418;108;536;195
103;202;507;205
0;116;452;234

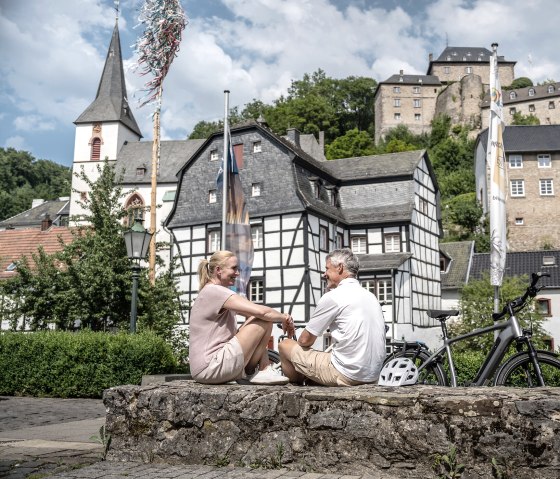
188;284;237;376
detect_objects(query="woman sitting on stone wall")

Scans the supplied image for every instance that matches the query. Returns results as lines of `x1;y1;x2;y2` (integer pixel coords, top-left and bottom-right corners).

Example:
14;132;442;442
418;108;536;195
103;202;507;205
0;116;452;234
189;250;293;385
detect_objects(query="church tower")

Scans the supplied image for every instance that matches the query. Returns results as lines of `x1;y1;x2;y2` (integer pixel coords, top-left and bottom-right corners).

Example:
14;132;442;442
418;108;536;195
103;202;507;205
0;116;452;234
69;19;142;224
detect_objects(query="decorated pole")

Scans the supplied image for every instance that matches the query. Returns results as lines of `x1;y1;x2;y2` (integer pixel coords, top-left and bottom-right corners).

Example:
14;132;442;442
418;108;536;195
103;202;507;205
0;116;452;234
134;0;187;285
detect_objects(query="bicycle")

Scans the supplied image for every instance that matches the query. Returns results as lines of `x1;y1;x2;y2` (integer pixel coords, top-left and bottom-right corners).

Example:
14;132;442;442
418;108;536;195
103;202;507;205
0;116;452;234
384;272;560;387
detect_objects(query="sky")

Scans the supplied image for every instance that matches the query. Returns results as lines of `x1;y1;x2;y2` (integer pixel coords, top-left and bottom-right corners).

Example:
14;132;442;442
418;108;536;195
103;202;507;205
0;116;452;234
1;0;559;168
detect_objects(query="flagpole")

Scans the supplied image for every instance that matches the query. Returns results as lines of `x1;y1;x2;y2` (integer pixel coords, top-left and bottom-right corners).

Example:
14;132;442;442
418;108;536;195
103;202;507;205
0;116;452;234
222;90;230;250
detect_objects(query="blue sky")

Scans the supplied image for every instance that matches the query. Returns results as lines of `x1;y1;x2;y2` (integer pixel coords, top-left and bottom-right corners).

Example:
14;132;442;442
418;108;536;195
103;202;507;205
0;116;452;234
1;0;558;168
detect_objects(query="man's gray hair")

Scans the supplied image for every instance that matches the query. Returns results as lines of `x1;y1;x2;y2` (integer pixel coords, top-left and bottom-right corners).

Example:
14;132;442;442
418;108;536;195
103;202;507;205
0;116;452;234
327;248;360;277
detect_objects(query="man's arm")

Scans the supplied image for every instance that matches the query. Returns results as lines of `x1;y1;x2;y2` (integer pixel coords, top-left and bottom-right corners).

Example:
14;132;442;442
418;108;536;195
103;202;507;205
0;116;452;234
298;329;317;348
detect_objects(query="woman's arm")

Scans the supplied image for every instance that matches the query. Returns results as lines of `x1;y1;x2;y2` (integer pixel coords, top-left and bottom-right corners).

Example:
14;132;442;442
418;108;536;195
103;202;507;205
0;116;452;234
223;294;294;334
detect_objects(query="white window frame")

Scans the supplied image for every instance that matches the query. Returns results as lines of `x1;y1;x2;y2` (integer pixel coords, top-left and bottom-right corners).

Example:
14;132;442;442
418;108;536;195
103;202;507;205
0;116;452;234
249;279;264;303
208;230;221;253
465;66;472;74
361;278;393;304
529;88;535;97
210;149;219;161
393;86;400;93
394;98;401;107
515;217;524;225
509;91;517;100
538;154;551;168
415;113;421;121
251;183;261;197
444;66;450;74
384;233;401;253
251;224;263;249
319;225;329;251
208;189;217;204
335;232;343;249
413;86;420;94
351;236;367;254
394;113;401;120
508;155;523;168
540;179;554;196
413;99;421;108
510;179;525;197
547;85;555;94
253;141;262;153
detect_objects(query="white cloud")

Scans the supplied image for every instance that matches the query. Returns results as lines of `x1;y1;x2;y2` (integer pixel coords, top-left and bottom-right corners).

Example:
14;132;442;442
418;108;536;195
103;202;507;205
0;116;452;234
14;115;56;132
4;135;28;150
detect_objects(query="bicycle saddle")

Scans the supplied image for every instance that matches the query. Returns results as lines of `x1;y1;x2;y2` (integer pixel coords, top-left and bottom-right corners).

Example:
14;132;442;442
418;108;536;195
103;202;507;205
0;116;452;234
427;309;459;320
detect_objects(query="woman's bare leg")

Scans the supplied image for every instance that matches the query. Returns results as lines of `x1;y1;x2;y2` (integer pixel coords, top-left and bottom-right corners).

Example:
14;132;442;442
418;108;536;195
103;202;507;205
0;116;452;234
236;317;273;374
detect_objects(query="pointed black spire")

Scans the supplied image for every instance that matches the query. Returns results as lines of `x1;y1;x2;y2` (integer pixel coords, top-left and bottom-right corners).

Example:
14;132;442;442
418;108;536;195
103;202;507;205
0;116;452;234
75;22;142;138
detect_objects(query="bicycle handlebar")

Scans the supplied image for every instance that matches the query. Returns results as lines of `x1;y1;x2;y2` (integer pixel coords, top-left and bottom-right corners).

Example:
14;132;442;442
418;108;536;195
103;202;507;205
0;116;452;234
491;272;550;321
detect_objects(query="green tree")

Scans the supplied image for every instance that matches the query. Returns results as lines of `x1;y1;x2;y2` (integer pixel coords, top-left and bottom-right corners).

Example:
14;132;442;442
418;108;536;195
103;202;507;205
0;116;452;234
442;192;483;241
325;128;375;160
450;274;547;353
4;160;184;338
504;77;533;90
511;111;540;125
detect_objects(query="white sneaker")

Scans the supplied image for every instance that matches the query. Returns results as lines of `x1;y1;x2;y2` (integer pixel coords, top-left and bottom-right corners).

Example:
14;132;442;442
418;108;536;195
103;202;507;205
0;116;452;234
249;365;290;385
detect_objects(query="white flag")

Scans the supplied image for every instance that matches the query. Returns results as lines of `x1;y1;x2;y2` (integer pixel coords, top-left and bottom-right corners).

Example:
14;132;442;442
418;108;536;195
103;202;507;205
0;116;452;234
487;44;507;286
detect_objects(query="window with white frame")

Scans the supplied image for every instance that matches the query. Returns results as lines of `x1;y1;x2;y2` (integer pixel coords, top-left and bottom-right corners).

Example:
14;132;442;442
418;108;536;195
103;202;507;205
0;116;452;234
415;113;421;121
413;99;421;108
361;278;393;304
394;99;401;107
208;189;217;203
529;88;535;96
394;113;401;120
249;279;264;303
444;66;450;74
418;198;429;214
208;230;221;253
384;233;401;252
509;91;517;100
351;236;367;254
465;66;472;74
251;224;263;249
515;217;524;225
548;85;555;93
319;225;329;251
251;183;261;197
529;104;535;112
336;232;343;249
537;298;551;316
510;179;525;197
210;149;219;161
253;141;262;153
393;86;400;93
509;155;523;168
538;154;551;168
540;179;554;196
413;86;420;93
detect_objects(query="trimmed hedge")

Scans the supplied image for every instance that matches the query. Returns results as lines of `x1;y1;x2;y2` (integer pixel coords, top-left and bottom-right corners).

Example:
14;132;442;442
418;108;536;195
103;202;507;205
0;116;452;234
0;330;178;398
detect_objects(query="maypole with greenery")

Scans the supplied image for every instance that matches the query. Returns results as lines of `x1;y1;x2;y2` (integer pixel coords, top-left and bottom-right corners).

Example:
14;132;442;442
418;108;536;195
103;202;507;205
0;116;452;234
134;0;187;285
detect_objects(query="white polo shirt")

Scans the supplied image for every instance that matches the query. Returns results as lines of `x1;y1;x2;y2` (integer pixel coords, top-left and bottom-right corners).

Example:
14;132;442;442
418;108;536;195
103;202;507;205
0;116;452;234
305;278;386;382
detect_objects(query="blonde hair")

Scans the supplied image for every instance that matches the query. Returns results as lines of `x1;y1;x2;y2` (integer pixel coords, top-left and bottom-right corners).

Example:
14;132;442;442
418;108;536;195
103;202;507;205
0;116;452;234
198;250;235;291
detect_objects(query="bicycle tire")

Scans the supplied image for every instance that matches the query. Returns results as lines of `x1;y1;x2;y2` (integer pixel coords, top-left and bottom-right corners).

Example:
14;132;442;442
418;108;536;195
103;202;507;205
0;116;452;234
268;349;280;365
385;350;448;386
494;351;560;387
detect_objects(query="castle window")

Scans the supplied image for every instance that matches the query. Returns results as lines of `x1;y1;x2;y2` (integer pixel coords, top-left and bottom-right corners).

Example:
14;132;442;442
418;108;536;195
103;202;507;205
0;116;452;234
509;91;517;100
413;99;421;108
465;67;472;74
394;99;401;107
90;138;101;161
393;86;400;93
509;155;523;168
510;179;525;197
547;85;555;94
444;66;450;74
515;217;524;225
540;179;554;196
415;113;421;121
549;101;555;109
538;154;551;168
529;88;535;97
394;113;401;120
413;86;420;94
529;104;535;112
509;107;516;115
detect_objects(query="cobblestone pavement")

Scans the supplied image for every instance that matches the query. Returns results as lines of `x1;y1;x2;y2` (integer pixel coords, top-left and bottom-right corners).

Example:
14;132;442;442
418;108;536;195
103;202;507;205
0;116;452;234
0;396;400;479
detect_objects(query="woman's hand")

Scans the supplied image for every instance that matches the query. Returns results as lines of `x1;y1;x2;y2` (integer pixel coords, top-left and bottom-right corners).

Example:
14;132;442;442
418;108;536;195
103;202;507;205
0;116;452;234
282;313;295;338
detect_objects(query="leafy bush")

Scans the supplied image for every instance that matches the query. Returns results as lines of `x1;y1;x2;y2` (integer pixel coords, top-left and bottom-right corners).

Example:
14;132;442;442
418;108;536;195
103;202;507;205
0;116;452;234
0;330;179;398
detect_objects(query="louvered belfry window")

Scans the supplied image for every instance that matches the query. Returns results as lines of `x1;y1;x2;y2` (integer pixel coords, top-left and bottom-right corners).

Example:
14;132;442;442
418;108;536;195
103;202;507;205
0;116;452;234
91;138;101;161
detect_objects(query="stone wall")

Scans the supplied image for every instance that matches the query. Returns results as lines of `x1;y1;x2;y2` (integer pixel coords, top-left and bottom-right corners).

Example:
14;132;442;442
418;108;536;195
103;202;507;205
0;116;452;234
104;381;560;479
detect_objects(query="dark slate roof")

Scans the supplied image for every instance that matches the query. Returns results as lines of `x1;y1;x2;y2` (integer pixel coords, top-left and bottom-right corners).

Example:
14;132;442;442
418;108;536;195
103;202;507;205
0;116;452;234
379;74;441;86
440;241;474;289
476;125;560;153
358;252;412;272
0;199;70;229
470;250;560;288
432;46;511;63
299;133;327;161
74;23;142;137
115;139;206;184
481;82;560;107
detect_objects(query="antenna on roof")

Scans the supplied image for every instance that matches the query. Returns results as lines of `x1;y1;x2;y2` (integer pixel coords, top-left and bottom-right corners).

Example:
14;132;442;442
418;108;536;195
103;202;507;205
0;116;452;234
114;0;119;24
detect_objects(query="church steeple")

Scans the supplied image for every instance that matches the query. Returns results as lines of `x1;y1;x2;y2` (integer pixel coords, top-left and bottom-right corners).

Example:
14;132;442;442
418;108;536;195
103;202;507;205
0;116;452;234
74;21;142;138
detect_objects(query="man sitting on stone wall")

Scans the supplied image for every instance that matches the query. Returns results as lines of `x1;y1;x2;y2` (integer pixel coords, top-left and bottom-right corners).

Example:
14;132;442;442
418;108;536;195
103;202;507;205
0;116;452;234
279;248;386;386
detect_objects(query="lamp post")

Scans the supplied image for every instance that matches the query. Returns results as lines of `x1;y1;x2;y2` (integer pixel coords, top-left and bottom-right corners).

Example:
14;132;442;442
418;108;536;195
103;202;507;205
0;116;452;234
123;218;152;333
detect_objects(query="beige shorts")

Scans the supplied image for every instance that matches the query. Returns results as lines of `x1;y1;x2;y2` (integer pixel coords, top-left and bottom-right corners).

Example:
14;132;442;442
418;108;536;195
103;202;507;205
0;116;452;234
193;336;244;384
290;344;363;387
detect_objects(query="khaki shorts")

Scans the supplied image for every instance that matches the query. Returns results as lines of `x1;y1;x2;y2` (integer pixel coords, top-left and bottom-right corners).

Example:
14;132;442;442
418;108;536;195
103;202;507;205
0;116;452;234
193;336;244;384
290;344;364;387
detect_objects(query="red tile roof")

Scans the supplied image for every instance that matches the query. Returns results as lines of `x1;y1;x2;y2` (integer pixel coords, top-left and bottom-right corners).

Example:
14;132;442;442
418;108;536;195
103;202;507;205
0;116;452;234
0;227;78;280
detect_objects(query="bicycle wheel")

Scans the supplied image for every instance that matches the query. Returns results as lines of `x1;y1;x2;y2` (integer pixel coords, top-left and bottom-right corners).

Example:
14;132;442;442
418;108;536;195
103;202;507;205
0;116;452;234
494;351;560;387
386;350;448;386
268;349;280;365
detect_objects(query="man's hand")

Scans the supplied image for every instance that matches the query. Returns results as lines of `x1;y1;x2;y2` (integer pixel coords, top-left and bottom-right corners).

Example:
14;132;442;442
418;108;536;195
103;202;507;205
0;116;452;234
282;314;295;338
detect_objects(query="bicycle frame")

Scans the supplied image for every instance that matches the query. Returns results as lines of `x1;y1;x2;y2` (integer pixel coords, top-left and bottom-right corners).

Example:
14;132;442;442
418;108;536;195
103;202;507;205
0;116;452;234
418;312;527;387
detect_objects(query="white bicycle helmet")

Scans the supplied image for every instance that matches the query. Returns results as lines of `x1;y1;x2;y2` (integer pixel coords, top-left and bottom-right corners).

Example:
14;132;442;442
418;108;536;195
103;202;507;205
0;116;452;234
378;358;418;386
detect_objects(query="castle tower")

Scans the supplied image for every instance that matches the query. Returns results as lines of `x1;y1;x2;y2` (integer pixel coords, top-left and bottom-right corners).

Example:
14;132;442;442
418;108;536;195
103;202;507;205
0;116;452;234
69;19;142;224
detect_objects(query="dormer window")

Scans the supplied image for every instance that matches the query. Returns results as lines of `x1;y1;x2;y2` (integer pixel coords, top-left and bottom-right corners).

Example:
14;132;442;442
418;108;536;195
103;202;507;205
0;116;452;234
446;55;451;61
543;256;556;266
210;149;219;161
253;141;262;153
6;262;17;272
529;88;535;97
136;167;146;178
510;91;517;100
309;177;320;199
548;85;555;94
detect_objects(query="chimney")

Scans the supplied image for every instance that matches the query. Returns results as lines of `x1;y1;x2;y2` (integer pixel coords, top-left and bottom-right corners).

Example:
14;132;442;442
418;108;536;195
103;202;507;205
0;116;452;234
41;214;52;231
32;199;45;209
429;53;433;62
319;131;325;153
286;128;300;147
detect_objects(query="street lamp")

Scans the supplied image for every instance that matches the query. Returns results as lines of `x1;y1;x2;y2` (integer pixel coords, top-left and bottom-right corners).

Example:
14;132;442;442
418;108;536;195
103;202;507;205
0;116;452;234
123;218;152;333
